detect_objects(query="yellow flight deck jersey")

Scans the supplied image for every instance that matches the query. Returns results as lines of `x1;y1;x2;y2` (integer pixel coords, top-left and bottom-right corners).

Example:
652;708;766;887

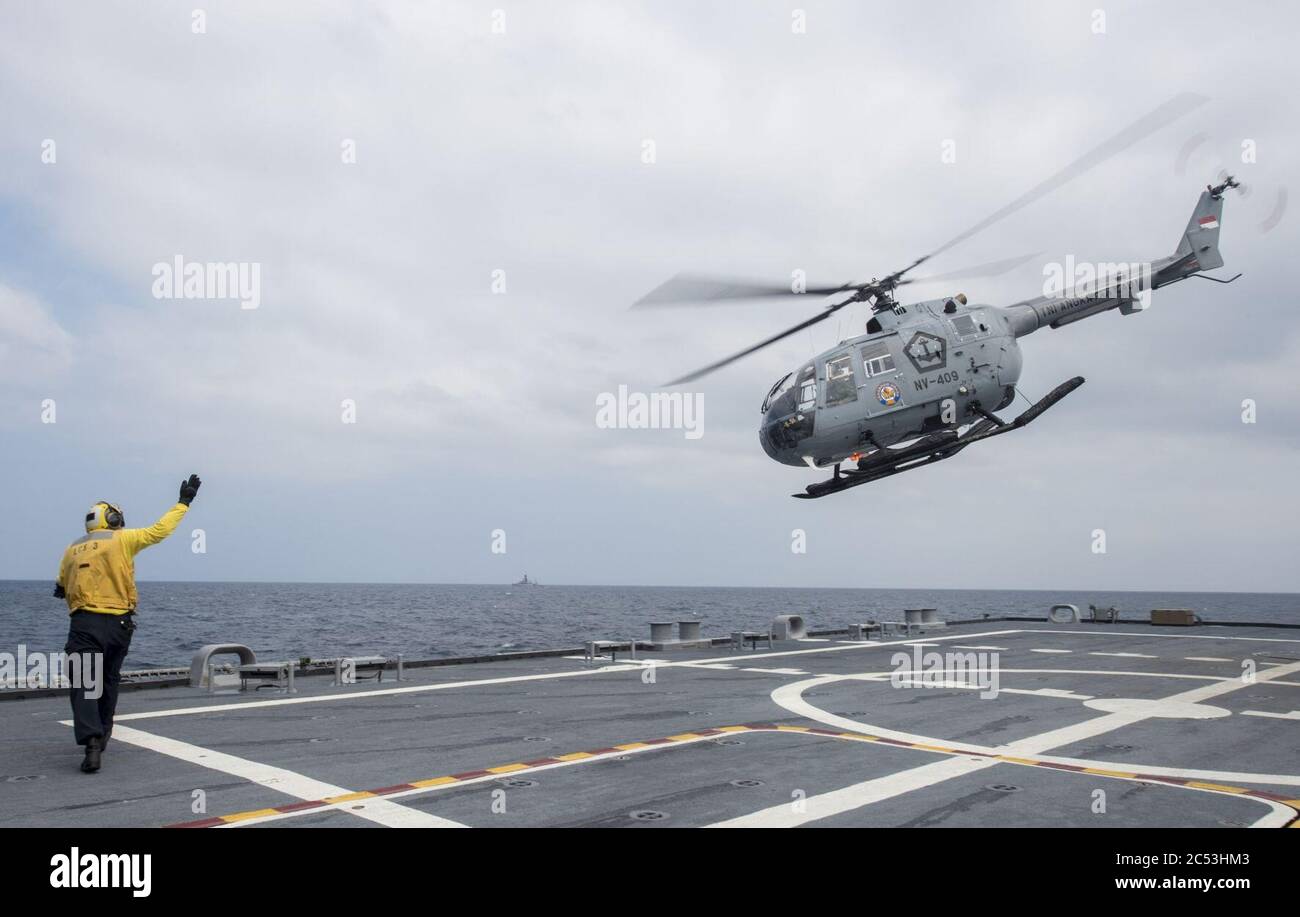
57;503;189;615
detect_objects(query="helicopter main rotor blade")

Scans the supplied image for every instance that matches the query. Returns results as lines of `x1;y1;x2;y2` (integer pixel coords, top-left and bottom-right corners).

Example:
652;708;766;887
652;92;1208;385
634;273;853;307
665;301;852;386
900;251;1043;285
640;252;1041;313
925;92;1208;262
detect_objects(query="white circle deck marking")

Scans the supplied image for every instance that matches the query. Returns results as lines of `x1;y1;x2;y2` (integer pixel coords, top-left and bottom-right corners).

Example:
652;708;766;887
770;661;1300;789
1084;698;1231;719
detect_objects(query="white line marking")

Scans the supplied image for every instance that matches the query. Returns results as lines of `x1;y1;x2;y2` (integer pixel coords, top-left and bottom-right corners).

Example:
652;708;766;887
112;629;1026;722
953;645;1008;651
1090;652;1158;659
82;724;464;828
102;626;1300;740
1242;710;1300;720
890;678;1091;700
1046;629;1300;644
708;756;1000;828
1185;657;1234;662
677;663;737;670
1031;648;1072;654
1083;698;1230;719
211;727;878;828
740;667;809;676
1008;687;1092;700
757;658;1300;828
1002;659;1300;758
217;731;744;826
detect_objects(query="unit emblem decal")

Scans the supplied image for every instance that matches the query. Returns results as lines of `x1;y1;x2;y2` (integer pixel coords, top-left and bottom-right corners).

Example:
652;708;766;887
903;331;947;373
876;381;902;407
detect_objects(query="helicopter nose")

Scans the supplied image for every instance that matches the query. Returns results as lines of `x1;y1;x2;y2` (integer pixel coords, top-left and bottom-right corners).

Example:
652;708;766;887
760;410;816;467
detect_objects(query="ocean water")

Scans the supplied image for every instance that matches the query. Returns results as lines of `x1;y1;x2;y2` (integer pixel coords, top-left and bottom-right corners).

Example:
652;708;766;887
3;580;1297;669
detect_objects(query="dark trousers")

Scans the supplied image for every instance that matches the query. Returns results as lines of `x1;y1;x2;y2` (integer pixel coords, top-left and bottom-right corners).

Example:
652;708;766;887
63;610;135;746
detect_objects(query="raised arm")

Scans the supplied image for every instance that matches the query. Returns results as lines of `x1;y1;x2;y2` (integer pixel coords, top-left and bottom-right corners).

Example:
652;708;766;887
119;474;201;557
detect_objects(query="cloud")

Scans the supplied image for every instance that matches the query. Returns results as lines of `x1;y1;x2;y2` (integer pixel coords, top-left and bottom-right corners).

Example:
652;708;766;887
1;0;1297;589
0;283;72;389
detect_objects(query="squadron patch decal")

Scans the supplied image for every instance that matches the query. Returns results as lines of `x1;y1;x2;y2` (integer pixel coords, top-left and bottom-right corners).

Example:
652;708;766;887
876;381;902;407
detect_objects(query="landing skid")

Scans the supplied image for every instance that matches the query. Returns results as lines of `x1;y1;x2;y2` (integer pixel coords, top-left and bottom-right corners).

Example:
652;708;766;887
793;376;1085;499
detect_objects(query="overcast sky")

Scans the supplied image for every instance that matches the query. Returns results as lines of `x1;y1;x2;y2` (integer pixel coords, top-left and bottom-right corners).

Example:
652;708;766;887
1;0;1297;591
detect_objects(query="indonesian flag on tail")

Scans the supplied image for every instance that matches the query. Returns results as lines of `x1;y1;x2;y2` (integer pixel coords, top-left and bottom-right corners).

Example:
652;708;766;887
1198;214;1220;230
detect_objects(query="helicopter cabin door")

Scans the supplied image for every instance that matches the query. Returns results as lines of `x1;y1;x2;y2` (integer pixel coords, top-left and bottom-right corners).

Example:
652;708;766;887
817;349;860;433
857;334;907;417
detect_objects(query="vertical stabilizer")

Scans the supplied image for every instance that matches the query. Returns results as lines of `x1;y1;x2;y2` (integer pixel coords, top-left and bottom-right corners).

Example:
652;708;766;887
1173;177;1236;272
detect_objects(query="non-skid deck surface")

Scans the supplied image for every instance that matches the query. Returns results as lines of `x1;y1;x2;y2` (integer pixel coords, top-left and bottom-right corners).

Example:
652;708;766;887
2;623;1297;828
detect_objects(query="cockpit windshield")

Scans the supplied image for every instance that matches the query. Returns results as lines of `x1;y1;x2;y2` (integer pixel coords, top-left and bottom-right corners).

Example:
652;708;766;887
762;372;794;413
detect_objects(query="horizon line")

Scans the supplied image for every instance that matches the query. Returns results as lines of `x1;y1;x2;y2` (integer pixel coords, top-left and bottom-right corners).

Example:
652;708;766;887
1;578;1297;598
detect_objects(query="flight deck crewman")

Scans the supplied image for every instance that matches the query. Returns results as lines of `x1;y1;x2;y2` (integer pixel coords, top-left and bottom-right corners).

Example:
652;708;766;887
54;474;201;773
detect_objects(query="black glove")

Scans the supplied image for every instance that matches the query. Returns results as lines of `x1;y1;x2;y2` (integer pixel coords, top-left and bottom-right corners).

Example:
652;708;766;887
53;583;66;599
179;473;202;506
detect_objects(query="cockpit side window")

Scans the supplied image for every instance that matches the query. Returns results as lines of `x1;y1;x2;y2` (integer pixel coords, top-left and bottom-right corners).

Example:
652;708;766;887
824;353;857;407
859;340;895;377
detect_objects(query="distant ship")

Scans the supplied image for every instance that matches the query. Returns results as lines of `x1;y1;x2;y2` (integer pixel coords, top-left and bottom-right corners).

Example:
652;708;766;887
513;573;541;586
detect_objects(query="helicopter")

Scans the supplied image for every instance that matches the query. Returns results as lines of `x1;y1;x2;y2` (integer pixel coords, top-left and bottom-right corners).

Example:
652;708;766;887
635;94;1243;499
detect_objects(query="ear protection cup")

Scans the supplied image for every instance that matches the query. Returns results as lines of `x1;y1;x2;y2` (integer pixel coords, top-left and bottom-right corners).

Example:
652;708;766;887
86;501;125;531
104;503;124;529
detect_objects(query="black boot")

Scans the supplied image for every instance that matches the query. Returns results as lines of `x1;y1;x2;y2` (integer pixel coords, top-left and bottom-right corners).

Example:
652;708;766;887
80;737;102;774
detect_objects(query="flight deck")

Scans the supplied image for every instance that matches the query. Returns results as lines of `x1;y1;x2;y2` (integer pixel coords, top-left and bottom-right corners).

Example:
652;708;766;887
2;621;1298;829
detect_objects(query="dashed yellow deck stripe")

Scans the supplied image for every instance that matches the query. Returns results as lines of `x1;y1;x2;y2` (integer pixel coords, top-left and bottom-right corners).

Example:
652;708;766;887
323;791;374;804
221;808;281;823
169;722;1299;829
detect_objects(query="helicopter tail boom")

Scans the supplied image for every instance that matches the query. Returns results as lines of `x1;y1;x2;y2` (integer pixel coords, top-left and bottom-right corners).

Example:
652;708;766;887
1002;178;1237;337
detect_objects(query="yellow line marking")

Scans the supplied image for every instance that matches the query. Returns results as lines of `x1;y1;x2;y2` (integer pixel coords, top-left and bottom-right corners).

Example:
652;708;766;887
182;724;1300;829
221;808;281;823
997;756;1041;766
410;776;458;788
323;791;374;804
1186;781;1250;794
